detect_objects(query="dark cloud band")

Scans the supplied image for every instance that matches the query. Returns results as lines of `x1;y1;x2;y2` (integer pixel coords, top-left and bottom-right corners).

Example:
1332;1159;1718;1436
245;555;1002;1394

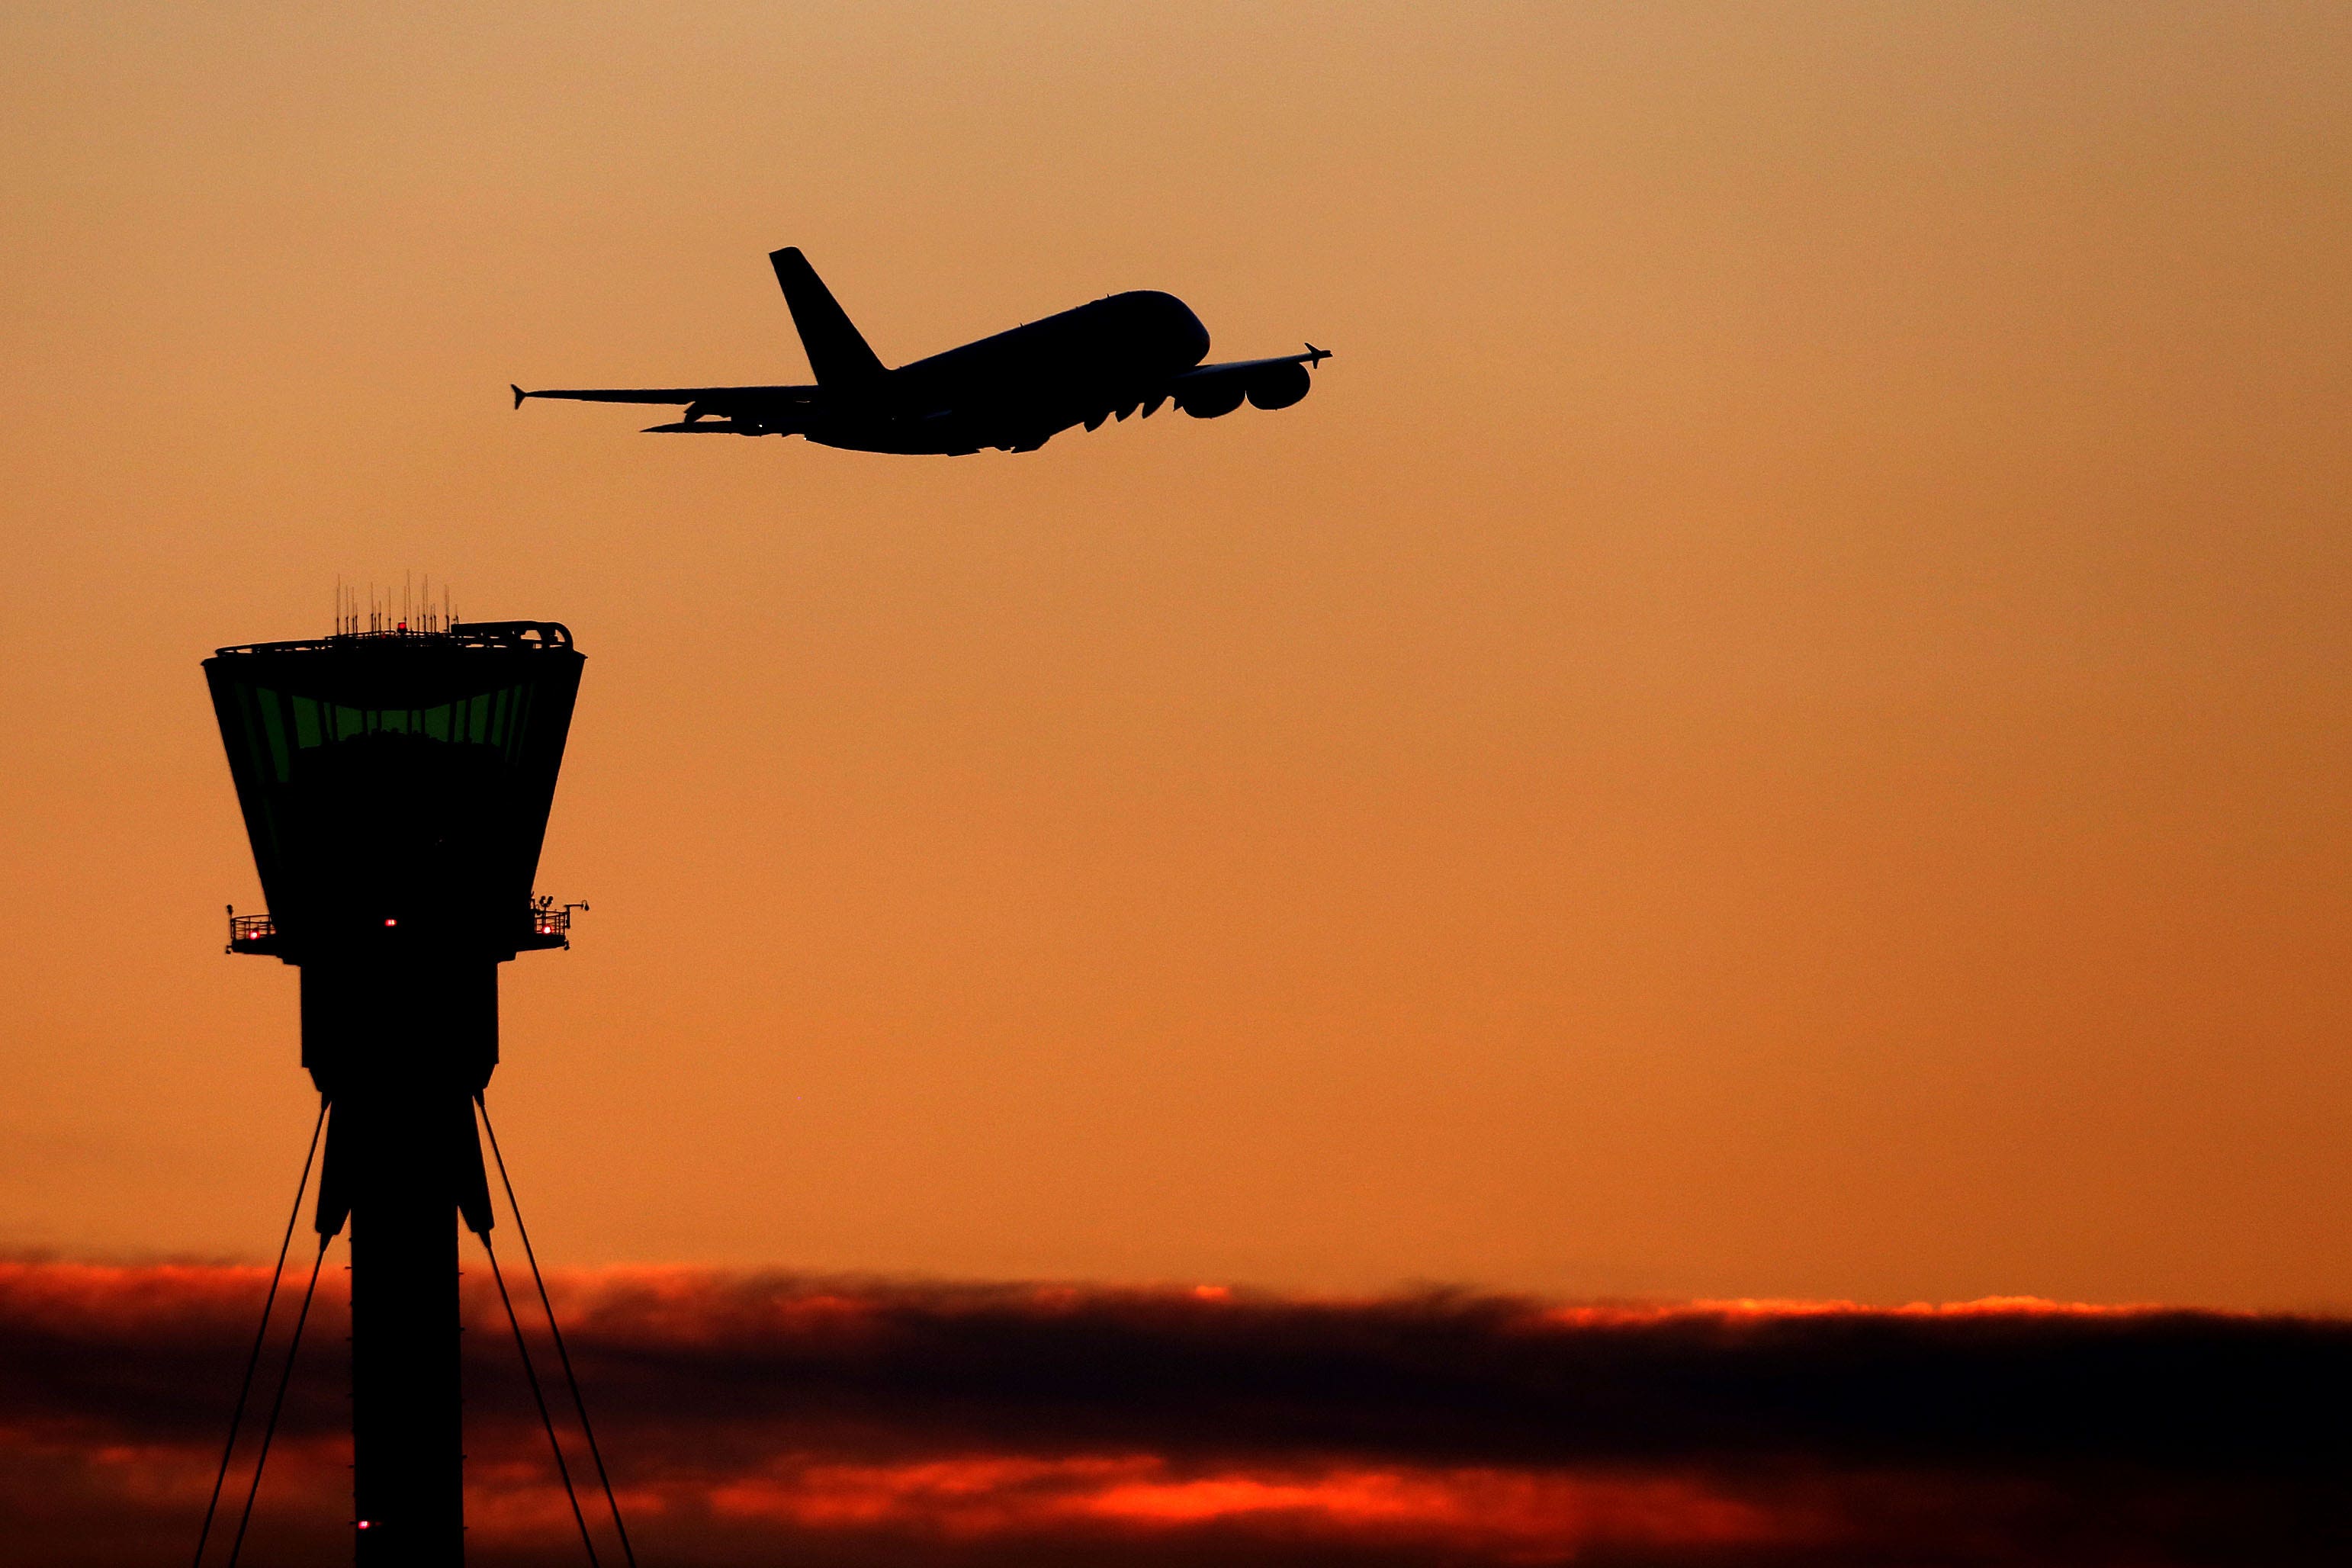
4;1263;2346;1566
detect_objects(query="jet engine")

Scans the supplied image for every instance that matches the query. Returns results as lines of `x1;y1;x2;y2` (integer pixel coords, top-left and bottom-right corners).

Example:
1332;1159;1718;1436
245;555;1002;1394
1246;361;1313;410
1178;384;1246;419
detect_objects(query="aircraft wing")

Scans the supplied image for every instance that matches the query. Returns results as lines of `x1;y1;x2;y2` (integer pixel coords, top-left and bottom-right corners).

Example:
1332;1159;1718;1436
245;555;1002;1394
1163;344;1329;415
1169;345;1330;385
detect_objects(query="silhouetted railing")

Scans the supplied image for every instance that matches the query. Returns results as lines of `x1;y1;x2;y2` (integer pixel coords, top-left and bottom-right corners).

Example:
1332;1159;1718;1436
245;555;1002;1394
224;901;586;956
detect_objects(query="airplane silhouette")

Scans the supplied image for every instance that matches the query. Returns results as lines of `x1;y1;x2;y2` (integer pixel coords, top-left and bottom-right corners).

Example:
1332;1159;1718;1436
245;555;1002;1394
513;248;1329;455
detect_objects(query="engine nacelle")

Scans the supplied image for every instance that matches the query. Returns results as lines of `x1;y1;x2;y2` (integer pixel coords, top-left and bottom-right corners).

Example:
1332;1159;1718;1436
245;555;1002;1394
1246;361;1313;411
1178;384;1246;419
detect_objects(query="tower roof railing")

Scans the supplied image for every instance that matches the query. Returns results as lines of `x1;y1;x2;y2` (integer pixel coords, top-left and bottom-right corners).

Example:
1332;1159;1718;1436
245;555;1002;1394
212;621;574;659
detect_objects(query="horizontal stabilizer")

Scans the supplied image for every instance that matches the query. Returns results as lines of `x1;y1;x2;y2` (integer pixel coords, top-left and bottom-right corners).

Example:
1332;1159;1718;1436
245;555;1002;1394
514;384;817;406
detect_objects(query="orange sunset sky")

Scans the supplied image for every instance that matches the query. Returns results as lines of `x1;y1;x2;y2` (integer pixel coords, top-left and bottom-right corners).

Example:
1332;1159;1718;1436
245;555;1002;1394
4;2;2350;1312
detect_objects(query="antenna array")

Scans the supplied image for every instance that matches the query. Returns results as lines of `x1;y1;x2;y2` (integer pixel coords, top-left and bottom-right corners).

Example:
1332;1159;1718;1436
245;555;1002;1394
332;574;461;638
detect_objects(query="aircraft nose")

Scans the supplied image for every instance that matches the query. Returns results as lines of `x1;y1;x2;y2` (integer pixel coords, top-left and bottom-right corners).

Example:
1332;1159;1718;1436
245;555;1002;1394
1105;292;1213;368
1166;295;1210;364
1125;290;1209;365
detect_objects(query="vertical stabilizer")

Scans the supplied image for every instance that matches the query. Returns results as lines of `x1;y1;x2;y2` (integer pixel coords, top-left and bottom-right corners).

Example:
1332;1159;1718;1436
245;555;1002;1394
770;247;886;386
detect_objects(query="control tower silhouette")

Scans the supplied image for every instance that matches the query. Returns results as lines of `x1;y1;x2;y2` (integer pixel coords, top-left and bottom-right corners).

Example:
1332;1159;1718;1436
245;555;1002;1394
206;616;585;1565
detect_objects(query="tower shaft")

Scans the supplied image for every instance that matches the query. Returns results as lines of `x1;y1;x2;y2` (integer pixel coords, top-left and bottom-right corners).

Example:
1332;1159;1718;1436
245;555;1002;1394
309;956;500;1566
349;1156;465;1563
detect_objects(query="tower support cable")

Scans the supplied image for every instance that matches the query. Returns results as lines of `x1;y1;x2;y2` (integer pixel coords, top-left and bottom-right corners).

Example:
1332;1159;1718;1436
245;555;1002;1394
224;1230;330;1568
480;1230;601;1566
479;1094;638;1567
192;1096;325;1568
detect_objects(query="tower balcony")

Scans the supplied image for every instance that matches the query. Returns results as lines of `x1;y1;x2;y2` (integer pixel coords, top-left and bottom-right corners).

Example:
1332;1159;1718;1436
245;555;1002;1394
226;900;586;958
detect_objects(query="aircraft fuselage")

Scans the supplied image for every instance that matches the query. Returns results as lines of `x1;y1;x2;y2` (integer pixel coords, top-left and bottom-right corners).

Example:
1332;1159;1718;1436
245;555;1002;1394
811;291;1211;455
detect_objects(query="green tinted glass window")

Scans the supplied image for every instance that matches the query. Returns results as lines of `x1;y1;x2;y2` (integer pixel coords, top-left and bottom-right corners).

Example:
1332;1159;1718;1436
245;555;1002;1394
255;691;292;781
230;678;551;779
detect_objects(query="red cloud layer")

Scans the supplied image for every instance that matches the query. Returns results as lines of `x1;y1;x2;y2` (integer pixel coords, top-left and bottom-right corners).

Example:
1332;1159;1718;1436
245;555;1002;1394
2;1261;2343;1567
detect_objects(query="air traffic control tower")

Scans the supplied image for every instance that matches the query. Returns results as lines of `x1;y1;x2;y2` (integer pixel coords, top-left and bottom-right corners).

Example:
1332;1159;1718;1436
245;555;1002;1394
206;617;586;1565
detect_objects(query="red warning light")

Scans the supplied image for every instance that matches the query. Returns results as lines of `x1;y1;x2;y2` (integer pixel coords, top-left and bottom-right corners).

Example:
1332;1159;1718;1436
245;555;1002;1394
384;918;397;927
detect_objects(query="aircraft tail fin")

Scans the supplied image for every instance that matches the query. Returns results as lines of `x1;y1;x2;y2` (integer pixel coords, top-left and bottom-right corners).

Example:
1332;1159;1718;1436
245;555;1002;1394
770;247;885;386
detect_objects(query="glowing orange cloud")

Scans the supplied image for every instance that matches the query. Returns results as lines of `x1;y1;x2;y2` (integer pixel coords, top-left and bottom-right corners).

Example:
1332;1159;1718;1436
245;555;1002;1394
688;1454;1810;1555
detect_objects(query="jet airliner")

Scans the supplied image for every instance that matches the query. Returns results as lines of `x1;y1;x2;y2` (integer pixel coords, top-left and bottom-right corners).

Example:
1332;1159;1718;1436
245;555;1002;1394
513;247;1329;455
